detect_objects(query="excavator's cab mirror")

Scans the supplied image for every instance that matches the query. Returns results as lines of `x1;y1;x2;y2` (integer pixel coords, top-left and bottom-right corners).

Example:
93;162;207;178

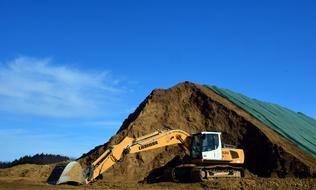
190;132;222;160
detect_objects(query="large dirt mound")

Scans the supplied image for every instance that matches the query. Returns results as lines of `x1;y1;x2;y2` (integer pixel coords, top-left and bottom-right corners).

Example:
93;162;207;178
79;82;316;182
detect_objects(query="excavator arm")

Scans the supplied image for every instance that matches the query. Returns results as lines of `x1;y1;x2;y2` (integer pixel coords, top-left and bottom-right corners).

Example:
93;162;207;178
57;129;190;184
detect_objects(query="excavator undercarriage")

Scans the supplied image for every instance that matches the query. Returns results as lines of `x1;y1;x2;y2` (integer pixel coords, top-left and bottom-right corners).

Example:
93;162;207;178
165;164;244;182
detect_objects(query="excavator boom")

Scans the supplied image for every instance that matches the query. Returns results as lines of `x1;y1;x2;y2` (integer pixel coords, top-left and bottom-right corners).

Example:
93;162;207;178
54;129;244;185
56;129;190;184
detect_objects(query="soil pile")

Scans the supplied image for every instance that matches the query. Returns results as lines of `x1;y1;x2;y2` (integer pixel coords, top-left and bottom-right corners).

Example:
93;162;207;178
0;164;54;182
79;82;316;182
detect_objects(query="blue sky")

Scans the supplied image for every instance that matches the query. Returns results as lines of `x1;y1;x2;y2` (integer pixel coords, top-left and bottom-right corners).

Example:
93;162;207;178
0;0;315;161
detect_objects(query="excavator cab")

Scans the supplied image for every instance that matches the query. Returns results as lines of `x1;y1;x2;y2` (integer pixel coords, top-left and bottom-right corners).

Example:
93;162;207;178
190;132;222;160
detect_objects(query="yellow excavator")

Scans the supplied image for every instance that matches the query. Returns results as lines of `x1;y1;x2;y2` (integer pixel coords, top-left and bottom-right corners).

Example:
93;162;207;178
55;129;244;185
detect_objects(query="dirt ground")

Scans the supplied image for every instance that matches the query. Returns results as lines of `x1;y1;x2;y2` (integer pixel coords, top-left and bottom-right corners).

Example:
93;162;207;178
0;158;314;190
0;176;315;190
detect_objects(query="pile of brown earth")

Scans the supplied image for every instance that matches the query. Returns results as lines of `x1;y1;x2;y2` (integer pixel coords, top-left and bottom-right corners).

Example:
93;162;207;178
79;82;316;182
0;164;54;182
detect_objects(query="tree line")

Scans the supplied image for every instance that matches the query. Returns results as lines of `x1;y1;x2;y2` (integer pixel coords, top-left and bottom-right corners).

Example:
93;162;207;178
0;153;70;168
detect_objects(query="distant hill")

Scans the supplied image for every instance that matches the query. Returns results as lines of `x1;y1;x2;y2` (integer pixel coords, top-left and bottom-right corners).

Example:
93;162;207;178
0;153;70;168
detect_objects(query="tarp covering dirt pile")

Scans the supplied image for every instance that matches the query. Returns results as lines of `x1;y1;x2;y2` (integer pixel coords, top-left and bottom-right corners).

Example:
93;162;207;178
79;82;316;182
208;85;316;157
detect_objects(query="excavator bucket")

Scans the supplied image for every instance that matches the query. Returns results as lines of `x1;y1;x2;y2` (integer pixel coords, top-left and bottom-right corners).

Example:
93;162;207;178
56;161;86;185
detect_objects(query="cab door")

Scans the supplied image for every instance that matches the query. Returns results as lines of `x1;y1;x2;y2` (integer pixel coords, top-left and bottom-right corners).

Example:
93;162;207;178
201;133;222;160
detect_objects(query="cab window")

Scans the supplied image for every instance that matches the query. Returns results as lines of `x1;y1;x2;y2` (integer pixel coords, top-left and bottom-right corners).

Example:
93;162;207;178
202;134;219;152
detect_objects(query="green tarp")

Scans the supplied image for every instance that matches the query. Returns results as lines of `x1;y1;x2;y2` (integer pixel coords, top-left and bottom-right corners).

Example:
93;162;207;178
207;85;316;157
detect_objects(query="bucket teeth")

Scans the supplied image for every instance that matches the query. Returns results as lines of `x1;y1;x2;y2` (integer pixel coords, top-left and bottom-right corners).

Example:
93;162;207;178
56;161;86;185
